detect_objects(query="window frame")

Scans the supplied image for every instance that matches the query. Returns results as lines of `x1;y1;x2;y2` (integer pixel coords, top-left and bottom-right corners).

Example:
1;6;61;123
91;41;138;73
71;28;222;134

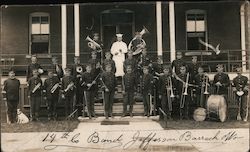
185;9;208;50
29;12;50;55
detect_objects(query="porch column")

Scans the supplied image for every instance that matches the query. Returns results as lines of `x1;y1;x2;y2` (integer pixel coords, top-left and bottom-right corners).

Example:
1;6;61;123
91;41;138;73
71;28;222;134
74;4;80;57
156;1;163;56
169;1;176;62
61;4;67;69
241;3;247;72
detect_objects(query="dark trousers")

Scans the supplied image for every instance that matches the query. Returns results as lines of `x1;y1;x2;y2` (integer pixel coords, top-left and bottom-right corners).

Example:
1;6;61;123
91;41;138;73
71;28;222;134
76;87;84;116
47;96;58;118
104;91;115;117
123;91;134;114
142;92;150;116
196;94;208;108
7;100;18;123
179;95;191;119
64;96;74;117
30;96;41;119
161;95;172;118
83;91;95;117
236;95;248;120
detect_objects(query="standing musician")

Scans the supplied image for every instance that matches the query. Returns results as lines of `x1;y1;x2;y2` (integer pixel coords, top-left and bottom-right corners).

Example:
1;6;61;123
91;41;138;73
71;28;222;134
100;64;116;119
128;31;146;59
175;65;192;120
87;33;104;63
26;55;44;81
61;68;75;118
111;33;128;77
213;64;230;97
123;50;137;73
232;66;248;122
28;69;43;121
137;48;153;76
51;56;64;79
172;52;187;75
189;56;200;80
81;64;97;119
43;70;61;121
103;51;116;74
71;56;85;117
193;66;210;108
88;51;102;78
158;65;176;120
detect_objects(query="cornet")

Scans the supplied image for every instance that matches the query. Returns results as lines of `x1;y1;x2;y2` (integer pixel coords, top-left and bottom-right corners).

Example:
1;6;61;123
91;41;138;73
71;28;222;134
64;82;74;93
86;36;102;52
183;73;189;96
140;26;150;36
32;83;41;93
203;74;210;95
50;83;60;93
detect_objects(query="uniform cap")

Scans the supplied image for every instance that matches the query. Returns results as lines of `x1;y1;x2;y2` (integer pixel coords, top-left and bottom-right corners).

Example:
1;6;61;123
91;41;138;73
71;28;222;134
116;34;123;37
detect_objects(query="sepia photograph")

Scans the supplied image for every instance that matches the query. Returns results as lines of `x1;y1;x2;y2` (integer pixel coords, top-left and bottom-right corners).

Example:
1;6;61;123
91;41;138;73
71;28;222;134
0;0;250;151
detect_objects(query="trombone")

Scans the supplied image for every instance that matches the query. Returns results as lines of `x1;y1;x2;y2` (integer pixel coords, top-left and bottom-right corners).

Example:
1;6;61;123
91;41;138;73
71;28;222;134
203;74;210;95
166;76;175;111
180;73;189;108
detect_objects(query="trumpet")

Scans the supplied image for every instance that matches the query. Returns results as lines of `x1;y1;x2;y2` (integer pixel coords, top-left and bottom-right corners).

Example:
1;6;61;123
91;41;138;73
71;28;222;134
203;74;210;95
86;36;102;52
183;73;189;96
166;76;174;111
64;82;74;93
32;83;41;93
180;73;189;109
50;83;60;93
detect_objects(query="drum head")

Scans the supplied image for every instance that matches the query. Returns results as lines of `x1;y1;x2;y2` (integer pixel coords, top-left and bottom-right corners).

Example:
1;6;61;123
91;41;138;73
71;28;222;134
219;104;227;122
193;108;206;121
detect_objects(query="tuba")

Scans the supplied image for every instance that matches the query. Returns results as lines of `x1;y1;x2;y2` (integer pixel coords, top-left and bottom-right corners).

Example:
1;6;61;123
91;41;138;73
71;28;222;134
86;36;102;52
76;66;83;73
140;26;149;36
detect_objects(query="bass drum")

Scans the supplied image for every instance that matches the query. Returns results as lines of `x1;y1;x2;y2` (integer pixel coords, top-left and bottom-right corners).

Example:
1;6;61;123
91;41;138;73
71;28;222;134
207;95;227;122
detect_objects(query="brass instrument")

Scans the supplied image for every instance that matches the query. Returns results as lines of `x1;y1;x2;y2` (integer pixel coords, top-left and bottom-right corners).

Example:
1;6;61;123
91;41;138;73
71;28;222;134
166;76;174;112
83;73;101;89
86;36;102;52
236;84;244;120
99;77;109;91
32;83;41;93
236;85;244;97
50;83;60;93
183;73;189;96
64;82;74;93
76;66;83;73
180;73;189;108
204;74;210;95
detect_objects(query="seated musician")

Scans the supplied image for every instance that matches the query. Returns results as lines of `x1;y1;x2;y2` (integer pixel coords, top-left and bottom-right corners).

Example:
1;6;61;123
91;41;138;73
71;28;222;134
128;31;146;59
232;66;248;122
189;56;200;80
137;48;153;76
172;52;187;75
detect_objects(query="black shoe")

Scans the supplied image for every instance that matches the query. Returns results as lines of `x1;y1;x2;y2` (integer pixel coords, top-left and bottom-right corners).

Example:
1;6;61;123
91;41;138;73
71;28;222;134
130;113;133;117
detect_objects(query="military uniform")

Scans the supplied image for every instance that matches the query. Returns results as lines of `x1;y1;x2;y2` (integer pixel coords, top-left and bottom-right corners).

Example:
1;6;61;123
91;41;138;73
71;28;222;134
137;55;152;72
44;76;60;119
26;63;43;81
81;71;97;119
28;76;43;120
189;63;200;80
193;73;209;108
141;73;154;117
232;75;248;120
88;59;101;77
123;72;137;116
3;78;20;123
123;58;137;73
52;64;64;79
103;59;116;74
61;75;75;117
213;72;230;95
101;71;116;118
172;59;186;75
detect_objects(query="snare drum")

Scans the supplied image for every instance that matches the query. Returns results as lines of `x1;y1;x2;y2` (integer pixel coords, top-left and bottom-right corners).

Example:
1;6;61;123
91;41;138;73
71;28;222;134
207;95;227;122
193;107;206;121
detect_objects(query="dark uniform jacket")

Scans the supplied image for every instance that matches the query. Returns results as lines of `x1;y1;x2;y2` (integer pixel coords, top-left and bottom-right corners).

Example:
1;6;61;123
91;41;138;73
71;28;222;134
88;58;101;77
44;76;61;98
130;38;145;52
138;55;152;67
158;75;176;96
172;59;186;75
26;63;43;81
3;78;20;101
61;75;75;97
28;77;43;97
71;64;85;79
189;63;200;79
52;64;64;79
123;72;137;92
141;73;154;94
103;59;116;74
213;72;230;95
176;73;192;95
81;71;97;91
232;75;248;95
124;58;137;72
194;73;209;95
101;71;116;91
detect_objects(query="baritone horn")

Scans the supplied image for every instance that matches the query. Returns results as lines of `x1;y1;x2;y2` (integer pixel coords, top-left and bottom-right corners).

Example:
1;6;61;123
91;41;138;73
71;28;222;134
140;26;149;36
86;36;102;52
183;73;189;96
76;66;83;73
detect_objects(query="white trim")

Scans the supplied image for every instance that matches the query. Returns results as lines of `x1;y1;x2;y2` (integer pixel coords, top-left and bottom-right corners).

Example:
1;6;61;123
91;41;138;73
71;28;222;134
169;1;176;62
156;1;163;56
240;4;247;72
61;5;67;69
74;4;80;57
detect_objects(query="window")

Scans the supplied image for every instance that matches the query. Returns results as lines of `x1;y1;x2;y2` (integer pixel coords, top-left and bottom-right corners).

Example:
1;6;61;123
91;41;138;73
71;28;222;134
186;10;207;50
30;12;50;54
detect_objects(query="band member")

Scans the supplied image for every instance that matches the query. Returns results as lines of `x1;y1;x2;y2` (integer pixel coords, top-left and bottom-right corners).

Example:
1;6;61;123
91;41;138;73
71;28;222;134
100;64;116;119
61;68;75;118
232;66;248;122
141;66;154;117
158;65;176;120
176;65;192;120
103;51;116;74
43;70;60;120
26;55;43;81
28;69;43;121
88;51;102;77
172;52;186;75
137;48;153;75
71;56;85;116
111;33;128;77
81;64;97;119
193;66;209;108
88;33;104;62
128;31;146;57
189;56;200;80
213;64;230;97
2;70;20;123
123;50;137;73
153;57;164;77
122;65;137;117
51;56;64;79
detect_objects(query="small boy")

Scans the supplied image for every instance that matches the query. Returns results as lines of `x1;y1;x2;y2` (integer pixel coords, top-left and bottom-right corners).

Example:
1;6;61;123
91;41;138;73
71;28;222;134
81;64;97;119
28;69;43;121
2;70;20;123
103;51;116;74
61;68;75;118
26;55;43;81
123;50;137;73
137;48;153;75
100;64;116;119
43;70;60;120
122;65;137;117
141;66;154;117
